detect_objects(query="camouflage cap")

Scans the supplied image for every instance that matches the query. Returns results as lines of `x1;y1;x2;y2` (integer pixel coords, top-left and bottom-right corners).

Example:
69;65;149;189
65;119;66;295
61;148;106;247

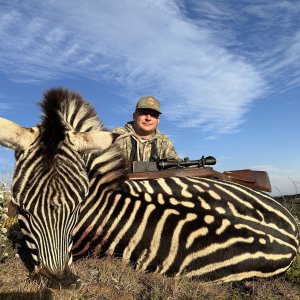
135;96;161;114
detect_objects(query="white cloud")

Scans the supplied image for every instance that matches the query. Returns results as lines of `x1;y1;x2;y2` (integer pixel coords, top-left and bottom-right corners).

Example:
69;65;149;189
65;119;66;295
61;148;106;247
251;164;282;173
203;135;217;141
0;0;299;135
252;164;299;177
0;103;11;114
185;1;300;89
0;94;13;114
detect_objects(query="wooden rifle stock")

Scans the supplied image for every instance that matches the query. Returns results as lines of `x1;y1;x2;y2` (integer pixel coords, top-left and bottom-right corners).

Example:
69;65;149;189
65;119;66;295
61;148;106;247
128;167;272;193
222;169;271;192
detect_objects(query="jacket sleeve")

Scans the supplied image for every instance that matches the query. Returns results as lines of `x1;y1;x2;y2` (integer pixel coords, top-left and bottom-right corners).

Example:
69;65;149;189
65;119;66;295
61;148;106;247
112;127;130;161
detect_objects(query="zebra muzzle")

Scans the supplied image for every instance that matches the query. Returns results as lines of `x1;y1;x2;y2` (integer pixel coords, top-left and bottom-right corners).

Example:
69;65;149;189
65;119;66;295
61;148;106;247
35;265;82;290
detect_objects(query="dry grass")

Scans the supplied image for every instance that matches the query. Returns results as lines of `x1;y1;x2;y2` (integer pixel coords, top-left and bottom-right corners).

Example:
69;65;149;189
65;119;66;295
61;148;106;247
0;255;228;300
0;253;299;300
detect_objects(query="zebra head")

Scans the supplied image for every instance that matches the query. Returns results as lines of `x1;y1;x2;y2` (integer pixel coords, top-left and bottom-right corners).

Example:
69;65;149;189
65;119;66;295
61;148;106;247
0;88;121;289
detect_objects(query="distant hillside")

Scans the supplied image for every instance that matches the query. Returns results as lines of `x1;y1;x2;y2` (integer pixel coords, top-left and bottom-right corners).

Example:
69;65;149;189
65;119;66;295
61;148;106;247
275;194;300;203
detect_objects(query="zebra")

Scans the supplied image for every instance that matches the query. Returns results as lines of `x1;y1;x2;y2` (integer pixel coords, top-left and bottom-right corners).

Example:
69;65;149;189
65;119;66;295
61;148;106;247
0;88;299;289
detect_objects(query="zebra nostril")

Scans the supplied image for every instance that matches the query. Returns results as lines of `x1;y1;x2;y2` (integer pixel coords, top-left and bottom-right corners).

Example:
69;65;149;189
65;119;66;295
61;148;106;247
63;277;82;290
74;279;82;290
35;264;82;290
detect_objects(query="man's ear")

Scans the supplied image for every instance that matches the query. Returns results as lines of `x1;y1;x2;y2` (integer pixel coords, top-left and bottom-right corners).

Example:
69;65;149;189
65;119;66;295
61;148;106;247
133;112;137;120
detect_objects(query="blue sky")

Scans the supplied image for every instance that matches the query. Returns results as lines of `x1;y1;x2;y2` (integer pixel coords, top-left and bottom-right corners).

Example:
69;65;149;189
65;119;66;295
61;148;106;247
0;0;299;196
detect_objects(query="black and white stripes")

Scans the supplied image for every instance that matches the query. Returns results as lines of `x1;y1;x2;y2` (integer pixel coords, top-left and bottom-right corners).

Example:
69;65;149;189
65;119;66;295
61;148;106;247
73;176;299;282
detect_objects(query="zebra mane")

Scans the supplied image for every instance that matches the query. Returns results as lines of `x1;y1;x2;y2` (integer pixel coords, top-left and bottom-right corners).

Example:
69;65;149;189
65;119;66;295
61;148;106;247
38;88;103;160
38;88;128;188
40;87;104;132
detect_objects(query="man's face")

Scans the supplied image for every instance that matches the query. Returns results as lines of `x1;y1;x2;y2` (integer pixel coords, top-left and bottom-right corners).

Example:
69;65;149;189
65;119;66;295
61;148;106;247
133;109;160;135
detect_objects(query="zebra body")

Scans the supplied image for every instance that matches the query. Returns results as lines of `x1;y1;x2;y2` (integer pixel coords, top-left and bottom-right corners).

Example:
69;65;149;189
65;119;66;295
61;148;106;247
0;88;298;288
73;173;299;282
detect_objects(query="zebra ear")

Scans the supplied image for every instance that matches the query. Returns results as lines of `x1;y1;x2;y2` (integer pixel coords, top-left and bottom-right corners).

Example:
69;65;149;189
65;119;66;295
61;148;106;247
67;131;119;152
0;117;37;151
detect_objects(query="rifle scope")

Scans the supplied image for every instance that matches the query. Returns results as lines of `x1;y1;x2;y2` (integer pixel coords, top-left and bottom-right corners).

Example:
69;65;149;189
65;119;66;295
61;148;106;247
158;156;216;169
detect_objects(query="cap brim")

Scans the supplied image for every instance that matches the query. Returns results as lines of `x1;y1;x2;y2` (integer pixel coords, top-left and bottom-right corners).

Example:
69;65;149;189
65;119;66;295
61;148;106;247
136;107;162;114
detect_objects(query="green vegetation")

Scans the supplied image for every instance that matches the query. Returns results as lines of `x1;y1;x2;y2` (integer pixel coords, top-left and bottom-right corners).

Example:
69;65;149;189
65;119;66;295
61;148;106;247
285;252;300;285
0;182;19;264
275;193;300;222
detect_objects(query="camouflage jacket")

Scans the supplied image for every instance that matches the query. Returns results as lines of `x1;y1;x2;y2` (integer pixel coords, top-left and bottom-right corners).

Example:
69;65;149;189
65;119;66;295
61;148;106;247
112;122;180;162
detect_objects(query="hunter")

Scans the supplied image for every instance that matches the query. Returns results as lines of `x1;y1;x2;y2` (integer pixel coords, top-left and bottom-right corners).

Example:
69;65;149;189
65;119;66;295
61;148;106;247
113;96;180;162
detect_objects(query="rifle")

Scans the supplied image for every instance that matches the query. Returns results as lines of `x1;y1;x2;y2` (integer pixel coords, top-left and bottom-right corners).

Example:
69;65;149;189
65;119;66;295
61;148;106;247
128;156;272;193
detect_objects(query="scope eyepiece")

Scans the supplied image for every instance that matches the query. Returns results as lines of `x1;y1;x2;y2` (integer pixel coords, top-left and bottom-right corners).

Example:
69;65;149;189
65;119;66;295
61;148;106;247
203;156;216;165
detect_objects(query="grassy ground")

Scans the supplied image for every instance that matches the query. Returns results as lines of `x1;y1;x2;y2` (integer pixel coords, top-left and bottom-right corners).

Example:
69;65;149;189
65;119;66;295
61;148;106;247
0;254;299;300
0;184;300;299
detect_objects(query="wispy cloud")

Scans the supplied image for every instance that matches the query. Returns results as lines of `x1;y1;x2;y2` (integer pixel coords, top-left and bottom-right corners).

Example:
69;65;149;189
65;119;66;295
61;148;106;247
251;164;282;173
0;1;299;135
251;164;299;176
0;103;12;114
183;1;300;89
0;93;13;114
203;135;217;141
